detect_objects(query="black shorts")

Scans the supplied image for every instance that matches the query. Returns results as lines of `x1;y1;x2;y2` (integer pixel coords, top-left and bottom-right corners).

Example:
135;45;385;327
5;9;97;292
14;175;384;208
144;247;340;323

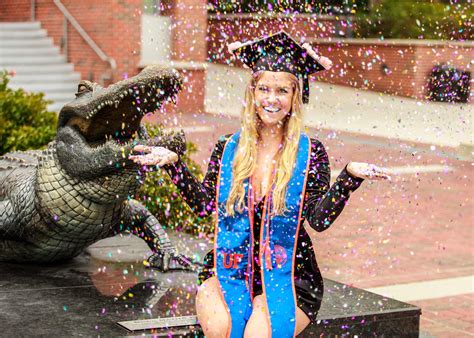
198;250;323;323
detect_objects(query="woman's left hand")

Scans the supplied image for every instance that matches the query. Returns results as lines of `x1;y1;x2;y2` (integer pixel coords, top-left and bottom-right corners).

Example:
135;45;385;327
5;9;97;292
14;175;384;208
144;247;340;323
346;162;391;180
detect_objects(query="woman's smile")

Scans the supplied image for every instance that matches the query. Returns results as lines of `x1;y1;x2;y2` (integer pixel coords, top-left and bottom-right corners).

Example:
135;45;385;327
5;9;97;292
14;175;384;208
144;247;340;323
254;71;294;126
263;106;281;113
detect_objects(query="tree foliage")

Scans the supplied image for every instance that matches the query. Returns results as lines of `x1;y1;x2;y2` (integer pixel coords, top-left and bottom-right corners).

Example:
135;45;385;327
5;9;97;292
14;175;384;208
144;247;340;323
208;0;368;15
354;0;473;40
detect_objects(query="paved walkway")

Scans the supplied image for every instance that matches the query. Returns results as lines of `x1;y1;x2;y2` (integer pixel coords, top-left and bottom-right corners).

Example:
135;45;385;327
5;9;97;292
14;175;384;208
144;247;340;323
205;64;473;148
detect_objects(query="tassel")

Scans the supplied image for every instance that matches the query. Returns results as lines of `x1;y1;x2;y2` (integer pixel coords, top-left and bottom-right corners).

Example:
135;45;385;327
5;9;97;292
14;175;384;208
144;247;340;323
264;237;272;271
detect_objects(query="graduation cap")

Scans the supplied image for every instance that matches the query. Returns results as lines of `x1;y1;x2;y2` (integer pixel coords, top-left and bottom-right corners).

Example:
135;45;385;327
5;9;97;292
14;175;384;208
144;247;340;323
228;31;332;104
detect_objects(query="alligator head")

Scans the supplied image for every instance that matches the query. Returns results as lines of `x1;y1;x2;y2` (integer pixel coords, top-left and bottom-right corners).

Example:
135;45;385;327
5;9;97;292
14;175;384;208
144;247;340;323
55;65;184;179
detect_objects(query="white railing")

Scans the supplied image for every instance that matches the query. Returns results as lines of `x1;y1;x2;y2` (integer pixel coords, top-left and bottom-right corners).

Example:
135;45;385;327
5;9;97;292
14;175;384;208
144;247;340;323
52;0;116;75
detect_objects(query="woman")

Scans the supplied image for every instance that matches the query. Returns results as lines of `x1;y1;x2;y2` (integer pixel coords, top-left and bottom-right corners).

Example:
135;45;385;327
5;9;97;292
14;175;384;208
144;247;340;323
130;31;389;338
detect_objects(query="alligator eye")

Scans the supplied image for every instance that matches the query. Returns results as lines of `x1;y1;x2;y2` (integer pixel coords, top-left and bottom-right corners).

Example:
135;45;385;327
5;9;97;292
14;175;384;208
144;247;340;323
75;84;90;97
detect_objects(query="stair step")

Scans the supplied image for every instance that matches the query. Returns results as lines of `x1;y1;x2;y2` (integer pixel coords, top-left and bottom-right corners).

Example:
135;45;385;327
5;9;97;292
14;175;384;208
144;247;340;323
0;21;81;111
9;73;81;84
0;29;47;39
43;92;75;101
0;55;66;65
3;64;75;74
0;22;41;31
49;100;73;112
0;46;61;56
9;82;78;93
0;38;54;47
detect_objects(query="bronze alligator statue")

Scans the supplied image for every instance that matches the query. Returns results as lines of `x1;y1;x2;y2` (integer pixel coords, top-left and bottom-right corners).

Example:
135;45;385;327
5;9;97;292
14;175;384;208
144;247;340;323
0;65;193;271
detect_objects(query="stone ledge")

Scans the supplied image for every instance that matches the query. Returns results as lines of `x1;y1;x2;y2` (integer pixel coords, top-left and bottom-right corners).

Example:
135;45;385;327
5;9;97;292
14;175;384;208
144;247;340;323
0;253;420;337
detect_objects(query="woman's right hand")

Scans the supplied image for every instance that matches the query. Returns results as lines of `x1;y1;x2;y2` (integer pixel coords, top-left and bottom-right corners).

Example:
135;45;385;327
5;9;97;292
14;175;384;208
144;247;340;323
129;145;178;167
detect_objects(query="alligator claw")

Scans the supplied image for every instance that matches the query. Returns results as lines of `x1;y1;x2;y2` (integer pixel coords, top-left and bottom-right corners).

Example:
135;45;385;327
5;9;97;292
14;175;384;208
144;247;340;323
146;252;200;272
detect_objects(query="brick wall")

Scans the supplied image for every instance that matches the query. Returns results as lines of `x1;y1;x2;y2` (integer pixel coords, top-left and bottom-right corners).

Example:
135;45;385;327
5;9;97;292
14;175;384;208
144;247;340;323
3;2;471;101
208;14;349;64
209;20;473;101
1;0;142;84
310;40;473;100
310;41;419;98
0;0;31;21
413;44;473;100
160;0;208;114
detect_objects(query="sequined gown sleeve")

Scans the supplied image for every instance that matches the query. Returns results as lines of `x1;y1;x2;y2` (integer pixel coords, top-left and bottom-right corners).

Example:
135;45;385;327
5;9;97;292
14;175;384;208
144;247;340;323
164;135;363;232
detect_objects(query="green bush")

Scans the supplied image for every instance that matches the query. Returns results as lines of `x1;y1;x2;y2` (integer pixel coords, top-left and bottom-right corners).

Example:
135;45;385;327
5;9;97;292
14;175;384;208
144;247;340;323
0;70;57;155
354;0;473;40
138;124;213;236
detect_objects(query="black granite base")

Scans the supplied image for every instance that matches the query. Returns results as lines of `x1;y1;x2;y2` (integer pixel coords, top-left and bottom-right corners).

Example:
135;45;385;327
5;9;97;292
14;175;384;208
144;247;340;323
302;279;421;337
0;245;420;337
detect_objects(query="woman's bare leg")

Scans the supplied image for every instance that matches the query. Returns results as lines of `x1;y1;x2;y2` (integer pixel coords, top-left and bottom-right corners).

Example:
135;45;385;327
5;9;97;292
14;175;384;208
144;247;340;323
243;295;311;337
295;307;311;336
243;295;270;338
195;276;230;338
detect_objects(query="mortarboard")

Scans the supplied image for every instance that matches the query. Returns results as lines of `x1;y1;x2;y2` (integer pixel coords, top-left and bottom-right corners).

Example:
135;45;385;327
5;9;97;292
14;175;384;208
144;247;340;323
229;31;332;104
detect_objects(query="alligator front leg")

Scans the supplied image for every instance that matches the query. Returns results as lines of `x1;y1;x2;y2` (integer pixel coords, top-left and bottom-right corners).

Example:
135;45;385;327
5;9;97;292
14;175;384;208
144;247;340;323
119;199;196;272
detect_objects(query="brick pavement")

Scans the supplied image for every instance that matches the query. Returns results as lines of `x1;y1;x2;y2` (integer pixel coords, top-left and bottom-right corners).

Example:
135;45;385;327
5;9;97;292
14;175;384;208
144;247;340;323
413;294;474;337
144;110;473;336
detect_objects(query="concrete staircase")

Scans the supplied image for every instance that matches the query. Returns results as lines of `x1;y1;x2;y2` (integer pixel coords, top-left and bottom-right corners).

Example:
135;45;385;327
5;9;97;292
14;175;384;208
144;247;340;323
0;21;80;112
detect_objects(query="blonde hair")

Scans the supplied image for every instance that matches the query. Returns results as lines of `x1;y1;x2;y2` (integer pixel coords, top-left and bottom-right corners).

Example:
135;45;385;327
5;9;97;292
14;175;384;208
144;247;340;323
225;71;303;216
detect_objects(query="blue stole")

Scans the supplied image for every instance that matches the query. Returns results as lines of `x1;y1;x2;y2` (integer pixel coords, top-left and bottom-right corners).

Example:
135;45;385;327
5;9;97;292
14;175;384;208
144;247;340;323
214;131;311;337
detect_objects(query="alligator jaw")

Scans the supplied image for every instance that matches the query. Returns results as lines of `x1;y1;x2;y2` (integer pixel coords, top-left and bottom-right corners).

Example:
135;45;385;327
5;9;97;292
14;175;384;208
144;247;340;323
58;66;182;147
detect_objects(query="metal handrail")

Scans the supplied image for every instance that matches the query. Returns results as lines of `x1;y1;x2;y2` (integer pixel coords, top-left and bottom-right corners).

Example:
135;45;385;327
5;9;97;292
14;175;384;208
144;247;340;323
53;0;116;71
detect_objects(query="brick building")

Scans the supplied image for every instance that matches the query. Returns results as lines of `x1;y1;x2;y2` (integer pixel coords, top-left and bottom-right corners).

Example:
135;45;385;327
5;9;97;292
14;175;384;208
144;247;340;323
0;0;472;113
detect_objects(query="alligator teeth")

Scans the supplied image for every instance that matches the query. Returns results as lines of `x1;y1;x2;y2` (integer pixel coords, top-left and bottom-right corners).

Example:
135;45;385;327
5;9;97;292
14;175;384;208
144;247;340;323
128;89;133;95
93;109;97;114
114;100;120;108
144;98;148;103
152;84;156;89
119;94;124;99
140;85;145;93
123;90;128;96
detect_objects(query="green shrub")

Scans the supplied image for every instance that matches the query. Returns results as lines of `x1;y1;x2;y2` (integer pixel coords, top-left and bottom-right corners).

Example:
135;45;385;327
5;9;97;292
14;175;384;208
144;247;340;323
0;70;57;155
138;124;214;235
354;0;473;40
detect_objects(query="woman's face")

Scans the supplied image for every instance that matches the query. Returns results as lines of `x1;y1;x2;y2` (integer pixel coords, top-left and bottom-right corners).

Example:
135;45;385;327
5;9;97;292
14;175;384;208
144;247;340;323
254;71;294;127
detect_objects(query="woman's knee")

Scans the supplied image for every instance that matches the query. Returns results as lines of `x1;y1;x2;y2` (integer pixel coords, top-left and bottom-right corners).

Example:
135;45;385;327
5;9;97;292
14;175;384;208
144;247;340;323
243;295;270;338
196;277;230;338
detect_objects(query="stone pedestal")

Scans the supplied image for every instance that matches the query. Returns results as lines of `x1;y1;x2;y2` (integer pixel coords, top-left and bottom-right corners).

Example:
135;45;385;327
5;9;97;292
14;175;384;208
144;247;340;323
0;236;420;337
